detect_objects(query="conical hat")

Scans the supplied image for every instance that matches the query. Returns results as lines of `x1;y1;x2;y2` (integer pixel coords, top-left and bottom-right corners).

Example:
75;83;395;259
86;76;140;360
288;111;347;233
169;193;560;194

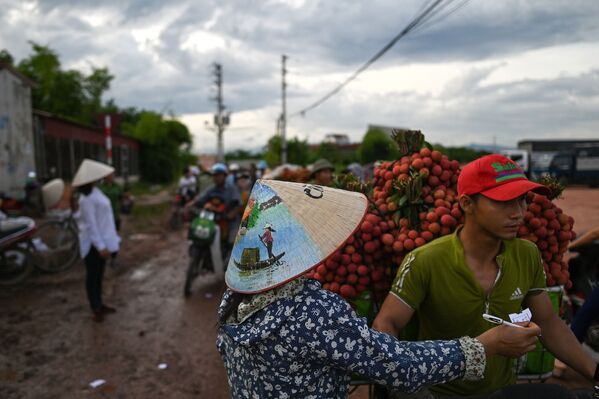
225;179;367;293
41;178;65;209
72;159;114;187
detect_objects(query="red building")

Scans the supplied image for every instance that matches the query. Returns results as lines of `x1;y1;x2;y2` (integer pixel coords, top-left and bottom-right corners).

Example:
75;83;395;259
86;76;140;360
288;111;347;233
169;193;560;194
33;110;140;182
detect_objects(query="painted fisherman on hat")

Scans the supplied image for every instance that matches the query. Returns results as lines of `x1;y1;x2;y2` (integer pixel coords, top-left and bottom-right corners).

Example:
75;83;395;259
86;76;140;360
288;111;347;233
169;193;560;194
259;223;277;260
216;179;539;398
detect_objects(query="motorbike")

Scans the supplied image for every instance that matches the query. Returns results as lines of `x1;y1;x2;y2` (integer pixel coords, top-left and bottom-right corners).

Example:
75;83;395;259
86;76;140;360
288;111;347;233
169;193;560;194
183;199;229;297
0;216;38;286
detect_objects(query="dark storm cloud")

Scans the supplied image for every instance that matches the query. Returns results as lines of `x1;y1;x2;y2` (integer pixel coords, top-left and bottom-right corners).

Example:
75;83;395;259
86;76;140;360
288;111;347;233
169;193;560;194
1;0;598;146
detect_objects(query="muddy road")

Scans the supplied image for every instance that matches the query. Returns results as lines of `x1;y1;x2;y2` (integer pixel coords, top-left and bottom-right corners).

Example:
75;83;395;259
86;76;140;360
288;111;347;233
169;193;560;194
1;187;598;398
0;214;229;398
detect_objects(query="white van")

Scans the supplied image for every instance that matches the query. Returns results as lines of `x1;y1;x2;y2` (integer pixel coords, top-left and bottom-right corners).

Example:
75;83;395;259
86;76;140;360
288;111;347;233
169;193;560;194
500;149;530;177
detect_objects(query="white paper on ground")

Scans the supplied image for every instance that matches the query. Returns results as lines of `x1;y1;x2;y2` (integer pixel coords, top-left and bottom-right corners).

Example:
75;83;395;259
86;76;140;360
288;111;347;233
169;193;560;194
158;363;168;370
509;308;532;323
89;379;106;388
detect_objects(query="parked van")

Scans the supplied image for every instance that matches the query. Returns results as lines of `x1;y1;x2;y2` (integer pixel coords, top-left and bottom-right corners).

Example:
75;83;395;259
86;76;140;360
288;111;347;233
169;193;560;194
549;147;599;187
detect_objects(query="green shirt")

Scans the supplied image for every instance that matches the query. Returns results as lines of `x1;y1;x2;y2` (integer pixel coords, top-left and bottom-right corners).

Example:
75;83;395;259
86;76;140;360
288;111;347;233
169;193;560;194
99;182;123;221
390;228;546;396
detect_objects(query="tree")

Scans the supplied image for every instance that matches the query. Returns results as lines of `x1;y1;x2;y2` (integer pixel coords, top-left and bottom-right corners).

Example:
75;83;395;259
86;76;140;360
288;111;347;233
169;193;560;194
358;128;399;164
0;49;14;65
264;135;311;166
432;144;489;163
16;42;113;125
225;149;262;161
122;111;195;183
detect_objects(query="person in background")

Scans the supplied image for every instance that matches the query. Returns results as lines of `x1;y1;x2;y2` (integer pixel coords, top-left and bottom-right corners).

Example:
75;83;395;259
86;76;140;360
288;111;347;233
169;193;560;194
41;178;65;214
236;172;252;212
567;225;599;343
186;163;242;250
226;163;240;189
178;166;198;203
342;162;364;182
256;160;268;179
99;172;123;231
310;158;335;187
72;159;121;323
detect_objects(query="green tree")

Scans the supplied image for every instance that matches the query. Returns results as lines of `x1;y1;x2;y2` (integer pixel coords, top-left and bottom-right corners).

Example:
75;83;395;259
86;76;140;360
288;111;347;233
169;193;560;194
432;144;489;163
122;111;194;183
358;128;399;164
0;49;14;65
225;149;262;161
264;135;311;166
16;42;113;125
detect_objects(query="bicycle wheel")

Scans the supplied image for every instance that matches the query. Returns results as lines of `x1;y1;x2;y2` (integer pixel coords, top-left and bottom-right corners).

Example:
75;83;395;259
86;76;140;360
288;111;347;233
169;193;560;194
31;221;80;273
0;245;34;286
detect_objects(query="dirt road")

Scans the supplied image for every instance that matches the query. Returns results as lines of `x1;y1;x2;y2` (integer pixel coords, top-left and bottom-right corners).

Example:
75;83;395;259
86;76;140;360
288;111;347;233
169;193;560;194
1;187;598;398
0;212;229;398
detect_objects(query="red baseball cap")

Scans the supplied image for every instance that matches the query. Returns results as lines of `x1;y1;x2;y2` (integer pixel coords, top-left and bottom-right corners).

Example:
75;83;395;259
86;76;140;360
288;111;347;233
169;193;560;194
458;154;550;201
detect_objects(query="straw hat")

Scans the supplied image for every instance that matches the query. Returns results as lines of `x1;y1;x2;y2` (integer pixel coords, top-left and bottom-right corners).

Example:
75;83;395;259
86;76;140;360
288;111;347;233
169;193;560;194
41;178;65;210
72;159;114;187
226;179;367;293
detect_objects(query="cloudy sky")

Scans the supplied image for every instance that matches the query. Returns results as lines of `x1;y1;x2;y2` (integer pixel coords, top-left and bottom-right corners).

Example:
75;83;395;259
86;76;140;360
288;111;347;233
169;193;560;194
2;0;598;154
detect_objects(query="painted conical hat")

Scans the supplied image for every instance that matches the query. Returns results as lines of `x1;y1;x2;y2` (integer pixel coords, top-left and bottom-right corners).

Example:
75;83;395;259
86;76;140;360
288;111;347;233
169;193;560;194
41;178;65;209
72;159;114;187
225;179;367;293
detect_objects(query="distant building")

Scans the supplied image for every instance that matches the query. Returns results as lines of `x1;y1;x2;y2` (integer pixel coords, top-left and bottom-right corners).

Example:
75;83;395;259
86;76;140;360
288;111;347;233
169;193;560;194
33;110;140;182
0;61;36;199
0;61;140;199
323;133;350;145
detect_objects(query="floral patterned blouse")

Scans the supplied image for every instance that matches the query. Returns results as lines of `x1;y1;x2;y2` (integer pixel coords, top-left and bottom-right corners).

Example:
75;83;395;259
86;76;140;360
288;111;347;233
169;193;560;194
216;278;485;399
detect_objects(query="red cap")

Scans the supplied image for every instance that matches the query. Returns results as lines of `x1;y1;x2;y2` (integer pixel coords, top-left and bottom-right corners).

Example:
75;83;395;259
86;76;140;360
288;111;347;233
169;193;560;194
458;154;550;201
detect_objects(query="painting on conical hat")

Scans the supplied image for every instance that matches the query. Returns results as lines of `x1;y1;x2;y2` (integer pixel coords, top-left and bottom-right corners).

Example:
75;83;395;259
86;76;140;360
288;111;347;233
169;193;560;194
225;179;367;293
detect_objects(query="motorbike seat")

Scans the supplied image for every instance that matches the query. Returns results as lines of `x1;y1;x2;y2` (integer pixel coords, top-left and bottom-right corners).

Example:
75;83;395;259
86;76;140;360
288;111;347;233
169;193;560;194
0;218;35;247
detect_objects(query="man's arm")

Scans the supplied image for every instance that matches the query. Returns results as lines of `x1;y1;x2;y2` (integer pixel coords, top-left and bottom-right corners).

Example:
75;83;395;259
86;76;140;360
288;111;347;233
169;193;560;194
525;292;596;380
569;226;599;250
372;294;415;337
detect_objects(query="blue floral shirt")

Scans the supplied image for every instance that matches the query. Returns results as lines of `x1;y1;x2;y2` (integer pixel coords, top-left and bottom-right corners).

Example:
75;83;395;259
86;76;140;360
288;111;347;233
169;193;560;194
216;279;484;399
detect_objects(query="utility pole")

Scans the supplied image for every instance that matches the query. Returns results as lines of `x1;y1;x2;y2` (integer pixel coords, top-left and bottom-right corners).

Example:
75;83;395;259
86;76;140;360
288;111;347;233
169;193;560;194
212;63;230;163
281;55;287;165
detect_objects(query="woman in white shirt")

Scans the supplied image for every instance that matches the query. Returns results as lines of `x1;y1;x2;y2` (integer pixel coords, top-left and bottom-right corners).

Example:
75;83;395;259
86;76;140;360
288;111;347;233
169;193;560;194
72;159;121;323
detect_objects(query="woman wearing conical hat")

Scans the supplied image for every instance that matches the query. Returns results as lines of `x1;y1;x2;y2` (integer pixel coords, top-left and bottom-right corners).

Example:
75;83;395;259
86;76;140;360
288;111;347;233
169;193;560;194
217;180;541;398
72;159;120;323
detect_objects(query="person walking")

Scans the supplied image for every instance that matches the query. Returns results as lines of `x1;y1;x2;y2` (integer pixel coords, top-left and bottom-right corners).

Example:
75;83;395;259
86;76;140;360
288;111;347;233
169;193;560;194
72;159;121;323
217;179;543;398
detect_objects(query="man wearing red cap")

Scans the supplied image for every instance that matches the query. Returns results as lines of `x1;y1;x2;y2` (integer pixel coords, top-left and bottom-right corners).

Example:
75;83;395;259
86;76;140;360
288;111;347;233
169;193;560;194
374;154;597;397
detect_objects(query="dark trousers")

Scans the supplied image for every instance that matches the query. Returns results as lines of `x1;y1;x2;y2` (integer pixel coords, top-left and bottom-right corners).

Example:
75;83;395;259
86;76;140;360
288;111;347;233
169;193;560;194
84;246;106;312
265;242;274;259
571;286;599;342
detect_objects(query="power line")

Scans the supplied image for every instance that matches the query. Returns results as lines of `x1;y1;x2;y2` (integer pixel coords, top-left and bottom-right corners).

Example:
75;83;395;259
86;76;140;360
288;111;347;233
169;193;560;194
290;0;468;118
410;0;472;35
